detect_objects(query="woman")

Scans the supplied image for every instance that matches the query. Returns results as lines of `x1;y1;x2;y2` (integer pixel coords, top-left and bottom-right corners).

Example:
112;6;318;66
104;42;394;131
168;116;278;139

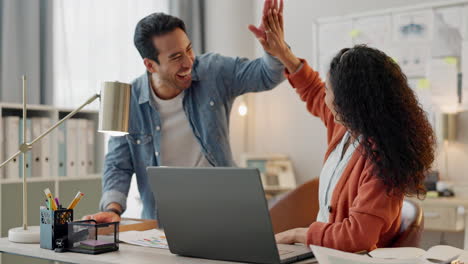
260;7;435;252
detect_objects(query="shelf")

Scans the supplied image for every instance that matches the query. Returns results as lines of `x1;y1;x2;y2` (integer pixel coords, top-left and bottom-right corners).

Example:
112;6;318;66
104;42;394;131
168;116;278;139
0;174;102;184
56;174;102;181
0;103;55;111
0;177;55;184
0;103;106;260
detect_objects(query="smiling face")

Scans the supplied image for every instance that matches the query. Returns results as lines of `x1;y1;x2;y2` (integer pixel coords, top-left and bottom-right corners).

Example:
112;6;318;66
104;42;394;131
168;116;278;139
144;28;195;92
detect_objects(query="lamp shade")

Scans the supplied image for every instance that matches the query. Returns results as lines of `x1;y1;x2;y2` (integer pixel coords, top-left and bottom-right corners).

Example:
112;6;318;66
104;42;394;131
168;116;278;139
98;81;131;136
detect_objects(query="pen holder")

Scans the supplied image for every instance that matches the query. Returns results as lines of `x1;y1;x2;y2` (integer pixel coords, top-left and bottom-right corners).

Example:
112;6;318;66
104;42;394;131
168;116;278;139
40;208;73;250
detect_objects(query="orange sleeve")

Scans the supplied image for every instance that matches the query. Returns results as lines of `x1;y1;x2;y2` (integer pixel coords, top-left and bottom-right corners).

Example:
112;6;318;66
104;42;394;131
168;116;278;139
285;59;335;130
305;174;403;252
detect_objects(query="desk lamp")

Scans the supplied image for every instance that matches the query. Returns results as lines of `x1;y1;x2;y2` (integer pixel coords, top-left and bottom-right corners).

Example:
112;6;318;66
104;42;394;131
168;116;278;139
0;76;131;243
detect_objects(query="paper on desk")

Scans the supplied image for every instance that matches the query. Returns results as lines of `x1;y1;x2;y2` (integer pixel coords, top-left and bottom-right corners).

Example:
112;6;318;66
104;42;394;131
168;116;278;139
119;229;168;249
310;245;425;264
119;219;141;225
369;247;426;259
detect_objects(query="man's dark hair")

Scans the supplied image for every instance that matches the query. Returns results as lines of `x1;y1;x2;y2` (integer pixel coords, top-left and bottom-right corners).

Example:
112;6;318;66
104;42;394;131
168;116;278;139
134;12;186;64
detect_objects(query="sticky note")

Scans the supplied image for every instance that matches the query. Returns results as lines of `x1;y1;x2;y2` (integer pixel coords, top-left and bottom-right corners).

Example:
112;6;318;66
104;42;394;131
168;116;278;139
443;56;458;65
417;79;430;90
349;29;361;38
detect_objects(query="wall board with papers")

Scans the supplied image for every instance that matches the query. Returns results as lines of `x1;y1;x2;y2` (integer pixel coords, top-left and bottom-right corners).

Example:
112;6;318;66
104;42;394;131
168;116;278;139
315;0;468;123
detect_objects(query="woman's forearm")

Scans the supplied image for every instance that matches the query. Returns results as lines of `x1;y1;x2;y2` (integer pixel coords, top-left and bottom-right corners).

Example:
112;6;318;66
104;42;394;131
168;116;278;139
278;49;302;73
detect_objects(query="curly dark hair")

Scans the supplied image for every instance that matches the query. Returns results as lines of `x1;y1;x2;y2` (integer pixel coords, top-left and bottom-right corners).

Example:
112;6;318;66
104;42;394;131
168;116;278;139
328;45;435;197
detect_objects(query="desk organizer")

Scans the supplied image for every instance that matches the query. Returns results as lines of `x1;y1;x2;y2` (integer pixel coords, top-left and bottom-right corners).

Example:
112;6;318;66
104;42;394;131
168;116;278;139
40;208;119;254
67;220;119;254
40;208;73;250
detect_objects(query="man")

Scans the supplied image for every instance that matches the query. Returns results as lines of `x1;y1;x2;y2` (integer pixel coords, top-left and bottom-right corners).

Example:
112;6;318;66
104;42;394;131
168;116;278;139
84;0;290;222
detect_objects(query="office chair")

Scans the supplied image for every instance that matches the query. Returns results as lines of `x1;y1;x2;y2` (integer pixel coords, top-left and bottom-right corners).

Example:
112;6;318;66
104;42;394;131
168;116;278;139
390;199;424;247
269;178;424;247
269;178;319;234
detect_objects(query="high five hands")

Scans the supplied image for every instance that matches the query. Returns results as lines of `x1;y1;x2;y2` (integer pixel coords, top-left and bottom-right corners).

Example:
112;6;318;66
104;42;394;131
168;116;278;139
248;0;287;58
249;0;302;73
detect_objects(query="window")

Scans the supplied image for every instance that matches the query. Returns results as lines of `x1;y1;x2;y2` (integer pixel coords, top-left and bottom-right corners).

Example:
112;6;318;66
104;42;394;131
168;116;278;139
53;0;169;109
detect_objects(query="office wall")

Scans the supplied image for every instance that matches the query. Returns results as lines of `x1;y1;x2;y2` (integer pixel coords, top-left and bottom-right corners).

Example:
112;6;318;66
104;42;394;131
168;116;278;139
204;0;256;164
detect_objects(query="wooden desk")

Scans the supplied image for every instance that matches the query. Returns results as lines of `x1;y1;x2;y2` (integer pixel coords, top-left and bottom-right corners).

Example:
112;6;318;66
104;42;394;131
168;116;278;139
0;238;316;264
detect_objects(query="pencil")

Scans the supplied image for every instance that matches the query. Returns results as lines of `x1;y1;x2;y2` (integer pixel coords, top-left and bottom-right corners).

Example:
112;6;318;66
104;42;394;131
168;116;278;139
67;191;84;210
44;188;57;211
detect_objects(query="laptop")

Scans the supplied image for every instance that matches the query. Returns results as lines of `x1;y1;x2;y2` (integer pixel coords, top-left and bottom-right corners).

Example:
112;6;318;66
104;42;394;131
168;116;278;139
147;167;314;264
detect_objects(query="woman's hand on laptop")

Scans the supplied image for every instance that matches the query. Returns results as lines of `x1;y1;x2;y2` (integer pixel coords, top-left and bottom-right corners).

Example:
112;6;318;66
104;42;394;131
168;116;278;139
275;228;308;245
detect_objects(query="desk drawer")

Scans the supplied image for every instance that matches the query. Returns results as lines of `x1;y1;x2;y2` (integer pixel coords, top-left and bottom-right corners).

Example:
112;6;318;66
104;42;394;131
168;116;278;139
422;206;464;231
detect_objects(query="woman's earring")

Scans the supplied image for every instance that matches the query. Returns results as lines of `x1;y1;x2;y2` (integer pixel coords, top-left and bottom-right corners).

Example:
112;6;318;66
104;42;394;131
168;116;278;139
334;115;342;123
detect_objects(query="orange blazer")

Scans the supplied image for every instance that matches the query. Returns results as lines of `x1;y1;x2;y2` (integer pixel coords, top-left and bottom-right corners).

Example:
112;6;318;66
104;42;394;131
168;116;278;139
285;60;403;252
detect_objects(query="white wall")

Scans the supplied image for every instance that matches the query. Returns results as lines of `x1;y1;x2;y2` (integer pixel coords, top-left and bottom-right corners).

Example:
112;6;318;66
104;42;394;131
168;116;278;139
204;0;255;59
204;0;257;164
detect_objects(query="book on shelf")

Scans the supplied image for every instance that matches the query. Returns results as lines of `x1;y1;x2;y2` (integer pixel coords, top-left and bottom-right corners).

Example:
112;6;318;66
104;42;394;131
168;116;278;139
3;116;20;179
40;117;52;178
58;122;67;177
19;118;32;178
1;114;97;179
31;117;42;177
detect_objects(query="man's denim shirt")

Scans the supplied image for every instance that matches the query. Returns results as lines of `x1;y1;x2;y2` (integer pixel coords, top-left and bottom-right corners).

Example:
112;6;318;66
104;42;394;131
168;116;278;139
100;52;285;219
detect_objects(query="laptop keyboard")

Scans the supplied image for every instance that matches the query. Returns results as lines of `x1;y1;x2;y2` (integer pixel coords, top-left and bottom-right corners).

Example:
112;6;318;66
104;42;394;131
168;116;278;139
278;249;294;255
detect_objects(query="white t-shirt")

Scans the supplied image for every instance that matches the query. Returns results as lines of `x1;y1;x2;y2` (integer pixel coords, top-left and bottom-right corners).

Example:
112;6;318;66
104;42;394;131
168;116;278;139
150;88;212;167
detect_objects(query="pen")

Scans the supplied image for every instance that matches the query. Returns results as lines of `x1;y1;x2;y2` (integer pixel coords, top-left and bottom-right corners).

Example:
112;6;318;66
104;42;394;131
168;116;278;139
354;250;373;258
48;198;53;211
44;188;57;211
67;191;84;210
55;198;60;209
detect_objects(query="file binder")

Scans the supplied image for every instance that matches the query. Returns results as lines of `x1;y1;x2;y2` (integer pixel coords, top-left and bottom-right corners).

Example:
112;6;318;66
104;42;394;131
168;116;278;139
57;123;67;177
19;118;32;178
86;120;95;174
77;119;88;177
31;117;42;177
41;117;52;178
66;119;78;177
3;116;20;179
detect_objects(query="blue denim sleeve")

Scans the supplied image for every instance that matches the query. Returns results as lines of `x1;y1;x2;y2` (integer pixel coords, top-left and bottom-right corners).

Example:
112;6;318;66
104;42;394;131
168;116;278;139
99;135;134;212
221;53;286;98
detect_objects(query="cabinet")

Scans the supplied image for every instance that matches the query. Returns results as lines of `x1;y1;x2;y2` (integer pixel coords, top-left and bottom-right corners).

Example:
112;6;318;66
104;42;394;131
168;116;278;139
411;197;468;249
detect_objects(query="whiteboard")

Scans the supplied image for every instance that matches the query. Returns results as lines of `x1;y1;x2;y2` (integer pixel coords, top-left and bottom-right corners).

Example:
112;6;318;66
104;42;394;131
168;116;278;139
315;0;468;116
